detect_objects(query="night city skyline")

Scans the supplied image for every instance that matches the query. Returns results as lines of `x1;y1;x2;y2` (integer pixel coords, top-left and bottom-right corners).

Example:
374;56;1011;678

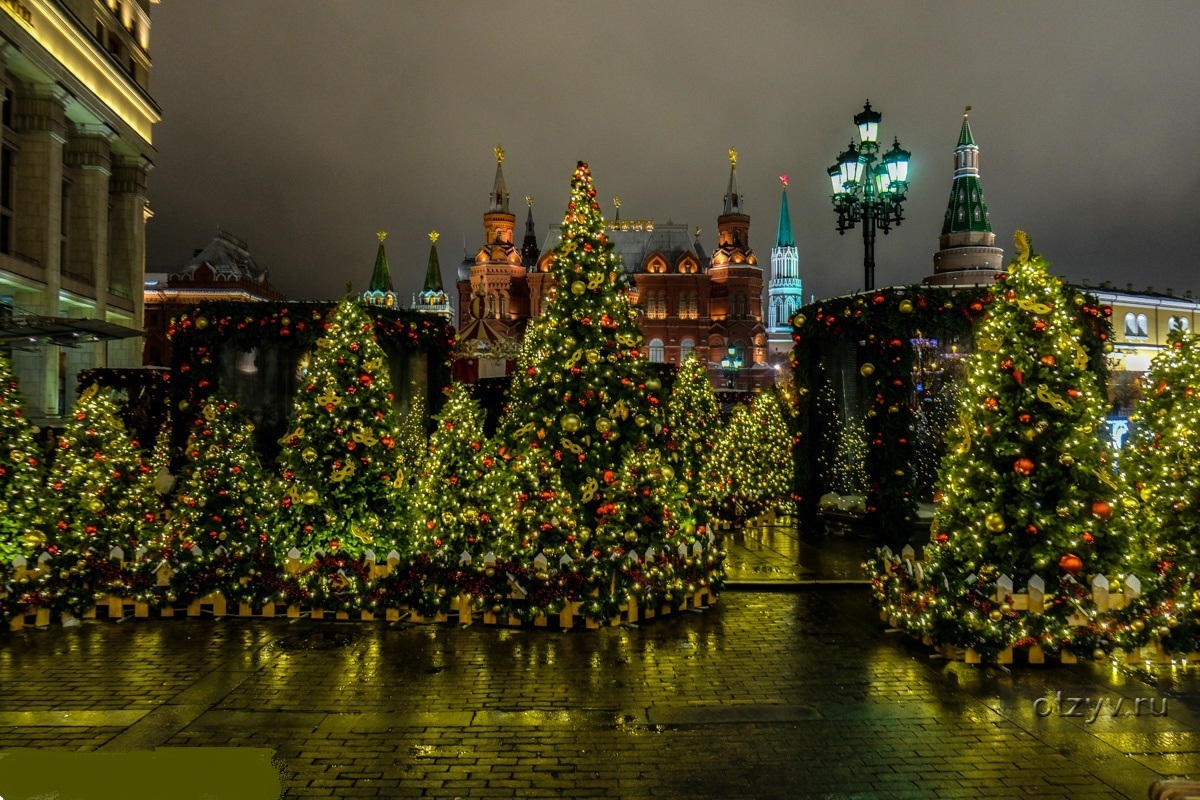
145;1;1200;304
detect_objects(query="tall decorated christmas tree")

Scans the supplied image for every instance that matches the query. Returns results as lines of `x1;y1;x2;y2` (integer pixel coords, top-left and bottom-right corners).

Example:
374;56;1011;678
1121;331;1200;652
495;162;691;613
156;394;271;606
0;350;45;566
275;296;406;562
664;353;723;512
880;233;1140;659
713;390;794;521
37;385;154;615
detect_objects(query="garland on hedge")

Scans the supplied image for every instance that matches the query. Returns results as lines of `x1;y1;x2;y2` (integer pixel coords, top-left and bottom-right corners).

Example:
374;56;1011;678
791;280;1112;543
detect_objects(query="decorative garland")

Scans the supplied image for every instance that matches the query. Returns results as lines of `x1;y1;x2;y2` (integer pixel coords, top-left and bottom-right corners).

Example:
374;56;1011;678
790;283;1112;544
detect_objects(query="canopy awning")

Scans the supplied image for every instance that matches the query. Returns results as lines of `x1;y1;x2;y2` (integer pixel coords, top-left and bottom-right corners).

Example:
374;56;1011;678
0;316;144;347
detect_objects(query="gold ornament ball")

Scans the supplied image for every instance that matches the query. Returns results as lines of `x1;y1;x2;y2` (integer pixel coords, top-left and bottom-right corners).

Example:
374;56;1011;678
301;489;320;505
1059;454;1075;467
195;316;209;330
1073;294;1086;306
985;513;1006;533
989;609;1003;622
661;464;675;482
595;417;612;434
1000;602;1012;614
1093;649;1106;661
1168;617;1180;628
22;531;46;549
645;377;662;392
793;313;807;327
634;414;648;427
485;567;495;577
570;281;586;296
1131;619;1146;632
561;413;582;433
624;530;638;542
88;498;105;514
898;299;914;314
860;363;875;378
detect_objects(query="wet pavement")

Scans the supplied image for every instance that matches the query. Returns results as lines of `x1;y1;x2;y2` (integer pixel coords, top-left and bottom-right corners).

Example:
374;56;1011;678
4;585;1200;798
724;518;873;584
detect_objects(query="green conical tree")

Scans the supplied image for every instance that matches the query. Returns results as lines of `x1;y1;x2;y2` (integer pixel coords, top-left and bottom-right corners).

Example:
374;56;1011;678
1121;331;1200;652
275;296;406;560
0;350;45;566
38;386;154;615
395;385;428;488
157;394;271;606
884;233;1139;658
664;353;723;512
713;390;794;521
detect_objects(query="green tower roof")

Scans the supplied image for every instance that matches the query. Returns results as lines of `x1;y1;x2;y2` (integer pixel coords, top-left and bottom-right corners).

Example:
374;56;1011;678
775;185;795;248
941;111;992;236
369;233;393;293
423;233;443;293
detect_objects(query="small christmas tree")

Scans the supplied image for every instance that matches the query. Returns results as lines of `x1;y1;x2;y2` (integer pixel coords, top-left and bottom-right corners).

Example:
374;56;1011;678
713;390;794;521
38;385;154;615
275;296;406;561
408;383;489;565
664;353;723;511
394;385;428;488
1121;331;1200;651
0;350;45;565
890;232;1138;658
157;394;270;606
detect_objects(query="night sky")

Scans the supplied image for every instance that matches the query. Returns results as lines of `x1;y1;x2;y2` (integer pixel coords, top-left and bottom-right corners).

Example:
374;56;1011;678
145;2;1200;305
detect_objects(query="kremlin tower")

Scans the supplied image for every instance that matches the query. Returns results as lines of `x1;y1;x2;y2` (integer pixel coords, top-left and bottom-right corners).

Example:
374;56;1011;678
767;175;802;357
925;108;1004;285
708;149;766;374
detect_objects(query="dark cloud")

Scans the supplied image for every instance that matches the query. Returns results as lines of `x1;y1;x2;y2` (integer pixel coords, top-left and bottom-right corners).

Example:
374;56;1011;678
146;1;1200;303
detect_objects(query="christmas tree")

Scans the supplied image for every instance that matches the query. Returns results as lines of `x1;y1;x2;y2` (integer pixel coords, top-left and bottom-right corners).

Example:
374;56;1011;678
0;350;45;566
892;232;1137;658
491;161;701;615
408;383;489;568
713;390;794;521
664;353;723;511
1121;332;1200;651
37;385;154;615
157;394;270;606
394;385;428;488
275;296;406;561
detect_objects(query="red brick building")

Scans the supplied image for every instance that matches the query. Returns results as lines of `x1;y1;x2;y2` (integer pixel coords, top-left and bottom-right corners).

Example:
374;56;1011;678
454;152;769;388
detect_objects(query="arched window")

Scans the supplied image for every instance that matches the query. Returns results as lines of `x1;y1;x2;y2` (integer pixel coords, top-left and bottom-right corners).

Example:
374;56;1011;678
1124;312;1138;337
1183;318;1191;332
1137;314;1149;337
680;338;694;361
648;338;665;363
1169;316;1180;332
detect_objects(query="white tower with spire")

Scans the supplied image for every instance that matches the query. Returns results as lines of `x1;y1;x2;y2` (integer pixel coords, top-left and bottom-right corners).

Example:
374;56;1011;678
768;174;802;356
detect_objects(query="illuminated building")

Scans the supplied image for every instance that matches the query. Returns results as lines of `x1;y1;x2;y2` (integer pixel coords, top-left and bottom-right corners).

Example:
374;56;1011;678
142;228;283;366
0;0;158;423
455;149;770;388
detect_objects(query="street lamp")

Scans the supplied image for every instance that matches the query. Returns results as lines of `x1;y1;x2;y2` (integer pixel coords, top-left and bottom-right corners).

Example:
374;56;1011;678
827;101;911;291
720;345;743;389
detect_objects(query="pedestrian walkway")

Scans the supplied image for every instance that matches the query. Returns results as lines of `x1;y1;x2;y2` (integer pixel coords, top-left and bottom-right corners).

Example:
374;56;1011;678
723;516;872;585
2;588;1199;798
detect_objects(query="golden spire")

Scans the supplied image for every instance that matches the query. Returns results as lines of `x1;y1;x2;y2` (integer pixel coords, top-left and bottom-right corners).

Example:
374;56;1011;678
376;230;387;243
694;226;702;237
728;147;738;167
525;195;533;207
494;145;505;164
964;105;972;118
613;197;621;209
428;231;440;244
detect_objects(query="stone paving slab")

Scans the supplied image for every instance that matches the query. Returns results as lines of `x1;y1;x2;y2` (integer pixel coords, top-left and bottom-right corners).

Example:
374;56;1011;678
724;524;873;584
1;588;1198;798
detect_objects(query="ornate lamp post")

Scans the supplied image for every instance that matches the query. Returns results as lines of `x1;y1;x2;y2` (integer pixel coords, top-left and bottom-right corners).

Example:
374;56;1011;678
827;101;911;291
720;345;743;389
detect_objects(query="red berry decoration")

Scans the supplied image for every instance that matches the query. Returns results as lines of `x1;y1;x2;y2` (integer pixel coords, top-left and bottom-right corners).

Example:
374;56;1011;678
1013;457;1036;477
1059;553;1083;576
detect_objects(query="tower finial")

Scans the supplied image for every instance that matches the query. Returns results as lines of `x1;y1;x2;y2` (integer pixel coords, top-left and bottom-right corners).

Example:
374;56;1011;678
428;231;439;244
494;145;505;164
728;147;738;167
613;197;621;209
964;105;971;118
779;174;788;188
525;195;532;208
376;230;387;243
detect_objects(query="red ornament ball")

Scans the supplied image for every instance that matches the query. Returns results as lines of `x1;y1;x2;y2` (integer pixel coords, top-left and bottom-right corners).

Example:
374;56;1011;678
1059;553;1083;576
1013;457;1036;477
1091;501;1113;521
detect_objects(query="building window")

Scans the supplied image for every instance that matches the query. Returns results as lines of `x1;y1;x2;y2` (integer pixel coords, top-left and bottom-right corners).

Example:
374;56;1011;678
1124;312;1138;338
680;338;694;361
1169;316;1190;333
648;338;664;363
733;340;747;365
1137;314;1149;338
